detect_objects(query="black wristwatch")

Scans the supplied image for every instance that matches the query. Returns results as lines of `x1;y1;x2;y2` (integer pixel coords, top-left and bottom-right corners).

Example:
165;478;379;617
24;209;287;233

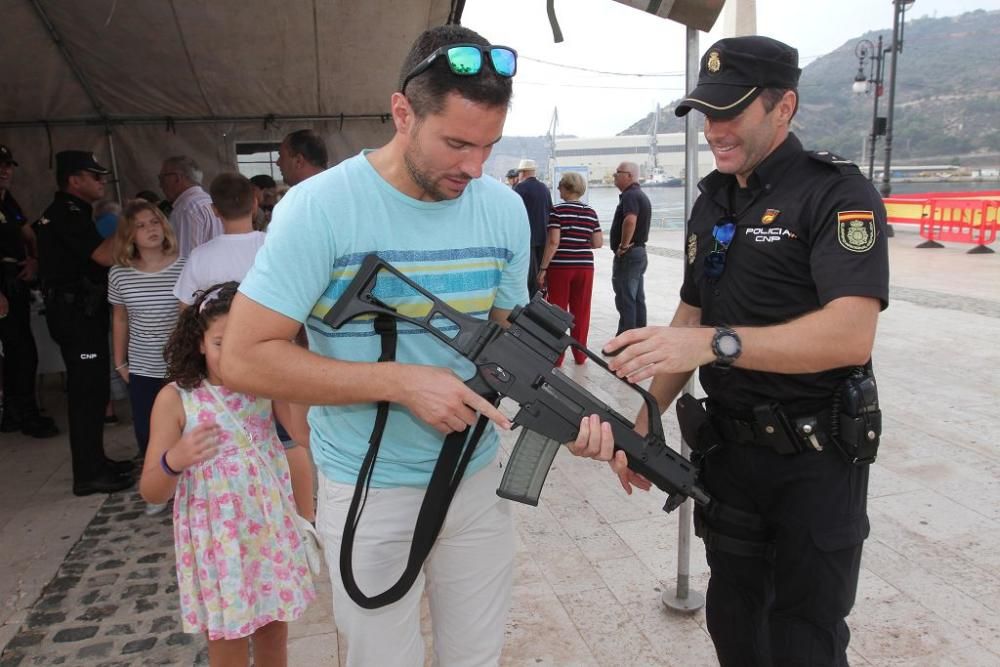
711;327;742;368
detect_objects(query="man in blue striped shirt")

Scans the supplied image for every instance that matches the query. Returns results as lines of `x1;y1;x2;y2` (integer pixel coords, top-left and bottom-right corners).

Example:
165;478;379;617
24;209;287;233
221;25;528;666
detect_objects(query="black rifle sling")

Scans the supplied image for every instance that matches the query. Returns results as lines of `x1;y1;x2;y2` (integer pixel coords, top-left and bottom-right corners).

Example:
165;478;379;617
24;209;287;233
339;313;487;610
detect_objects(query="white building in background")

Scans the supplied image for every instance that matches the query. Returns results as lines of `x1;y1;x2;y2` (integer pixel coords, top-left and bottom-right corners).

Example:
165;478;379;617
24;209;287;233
554;132;716;185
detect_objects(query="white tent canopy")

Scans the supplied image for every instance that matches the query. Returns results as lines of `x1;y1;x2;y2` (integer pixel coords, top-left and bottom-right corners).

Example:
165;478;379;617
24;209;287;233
2;0;456;215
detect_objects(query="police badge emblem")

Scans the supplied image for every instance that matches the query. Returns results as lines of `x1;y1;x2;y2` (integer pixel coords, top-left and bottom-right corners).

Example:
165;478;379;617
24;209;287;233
761;209;780;225
706;51;721;74
836;211;876;252
687;233;697;264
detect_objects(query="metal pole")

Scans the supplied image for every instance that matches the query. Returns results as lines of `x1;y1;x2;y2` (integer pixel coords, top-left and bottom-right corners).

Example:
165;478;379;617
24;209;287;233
106;126;123;204
867;36;883;183
881;0;907;198
662;25;705;615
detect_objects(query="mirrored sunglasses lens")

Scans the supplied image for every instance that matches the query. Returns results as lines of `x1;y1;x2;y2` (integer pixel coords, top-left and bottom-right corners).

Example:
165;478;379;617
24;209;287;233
712;222;736;245
490;48;517;76
713;222;736;245
447;46;483;75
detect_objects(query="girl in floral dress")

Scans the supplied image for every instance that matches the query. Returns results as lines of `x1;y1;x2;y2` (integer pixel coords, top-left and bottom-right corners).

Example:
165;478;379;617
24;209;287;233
140;282;314;666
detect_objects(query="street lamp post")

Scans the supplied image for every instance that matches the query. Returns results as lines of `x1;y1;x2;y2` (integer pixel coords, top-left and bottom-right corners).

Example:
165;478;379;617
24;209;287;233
852;36;886;183
881;0;916;199
852;0;914;236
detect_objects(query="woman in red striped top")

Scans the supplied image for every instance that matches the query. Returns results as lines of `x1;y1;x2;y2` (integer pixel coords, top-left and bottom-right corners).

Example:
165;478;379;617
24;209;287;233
537;171;603;365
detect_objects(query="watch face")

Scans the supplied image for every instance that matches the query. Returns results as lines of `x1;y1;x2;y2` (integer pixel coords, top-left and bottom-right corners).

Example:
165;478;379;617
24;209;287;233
717;333;740;357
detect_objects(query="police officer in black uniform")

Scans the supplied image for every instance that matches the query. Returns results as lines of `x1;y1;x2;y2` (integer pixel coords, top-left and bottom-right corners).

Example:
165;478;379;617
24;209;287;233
0;144;59;437
35;151;133;496
571;36;888;666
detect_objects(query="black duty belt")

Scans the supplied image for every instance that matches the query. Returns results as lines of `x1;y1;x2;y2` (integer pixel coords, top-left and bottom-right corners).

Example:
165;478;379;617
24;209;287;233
708;404;831;455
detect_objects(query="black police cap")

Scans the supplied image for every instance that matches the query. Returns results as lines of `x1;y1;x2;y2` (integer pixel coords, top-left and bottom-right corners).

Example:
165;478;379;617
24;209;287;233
55;150;110;179
675;36;801;119
0;144;17;166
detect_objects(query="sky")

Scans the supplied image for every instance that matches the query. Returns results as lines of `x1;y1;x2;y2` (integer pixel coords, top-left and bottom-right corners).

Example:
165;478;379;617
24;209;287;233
461;0;999;137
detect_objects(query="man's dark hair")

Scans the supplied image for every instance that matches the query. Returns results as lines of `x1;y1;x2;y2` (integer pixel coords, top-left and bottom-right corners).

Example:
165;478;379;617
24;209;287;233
399;25;513;118
285;129;328;169
249;174;277;190
210;173;255;220
134;190;161;204
759;87;799;120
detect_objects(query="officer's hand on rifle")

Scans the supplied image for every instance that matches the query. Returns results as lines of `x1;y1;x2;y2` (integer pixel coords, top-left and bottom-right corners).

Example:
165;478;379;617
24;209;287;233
568;414;652;495
394;364;512;435
604;325;715;383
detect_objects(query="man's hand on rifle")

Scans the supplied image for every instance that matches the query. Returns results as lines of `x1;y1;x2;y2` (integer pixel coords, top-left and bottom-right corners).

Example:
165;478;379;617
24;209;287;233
393;364;512;435
603;326;715;384
567;414;652;495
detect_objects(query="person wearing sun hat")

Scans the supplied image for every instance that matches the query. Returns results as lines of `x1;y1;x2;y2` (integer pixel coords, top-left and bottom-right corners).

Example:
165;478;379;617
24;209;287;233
566;35;889;666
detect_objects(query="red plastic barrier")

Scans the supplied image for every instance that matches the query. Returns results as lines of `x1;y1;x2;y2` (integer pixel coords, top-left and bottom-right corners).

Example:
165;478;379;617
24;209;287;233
918;198;999;253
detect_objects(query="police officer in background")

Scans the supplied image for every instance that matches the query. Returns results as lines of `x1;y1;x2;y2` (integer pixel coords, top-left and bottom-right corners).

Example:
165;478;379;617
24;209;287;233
0;145;58;438
570;37;888;665
35;151;133;496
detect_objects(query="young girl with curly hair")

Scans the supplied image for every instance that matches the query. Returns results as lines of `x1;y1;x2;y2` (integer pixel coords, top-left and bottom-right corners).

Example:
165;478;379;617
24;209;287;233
140;282;315;666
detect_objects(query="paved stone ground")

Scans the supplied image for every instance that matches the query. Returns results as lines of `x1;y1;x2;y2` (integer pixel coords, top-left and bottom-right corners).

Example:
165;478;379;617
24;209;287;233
0;491;205;667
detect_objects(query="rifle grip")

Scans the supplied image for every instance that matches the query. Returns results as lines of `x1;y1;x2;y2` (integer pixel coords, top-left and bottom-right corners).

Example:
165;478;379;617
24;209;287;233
497;429;562;506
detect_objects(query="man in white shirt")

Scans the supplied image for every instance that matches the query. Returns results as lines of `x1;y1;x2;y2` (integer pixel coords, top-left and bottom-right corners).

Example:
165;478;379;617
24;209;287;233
172;173;266;307
159;155;223;257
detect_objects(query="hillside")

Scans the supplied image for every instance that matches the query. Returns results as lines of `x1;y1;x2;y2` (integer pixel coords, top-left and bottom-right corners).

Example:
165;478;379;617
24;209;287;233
620;9;1000;163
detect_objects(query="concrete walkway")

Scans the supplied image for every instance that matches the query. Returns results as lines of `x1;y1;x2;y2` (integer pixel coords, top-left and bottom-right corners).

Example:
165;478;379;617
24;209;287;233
1;227;998;665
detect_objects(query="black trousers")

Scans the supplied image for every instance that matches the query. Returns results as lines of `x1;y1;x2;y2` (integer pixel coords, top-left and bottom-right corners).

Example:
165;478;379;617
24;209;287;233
44;296;110;483
128;373;165;455
527;244;543;297
696;442;869;667
0;280;39;419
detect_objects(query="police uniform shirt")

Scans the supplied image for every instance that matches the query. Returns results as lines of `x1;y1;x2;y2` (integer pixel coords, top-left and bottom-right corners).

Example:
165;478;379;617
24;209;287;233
35;191;107;289
680;133;889;415
609;183;652;250
0;189;28;261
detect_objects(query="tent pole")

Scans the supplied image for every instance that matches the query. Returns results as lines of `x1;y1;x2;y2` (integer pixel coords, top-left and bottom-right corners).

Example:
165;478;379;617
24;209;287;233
106;126;123;204
0;113;393;130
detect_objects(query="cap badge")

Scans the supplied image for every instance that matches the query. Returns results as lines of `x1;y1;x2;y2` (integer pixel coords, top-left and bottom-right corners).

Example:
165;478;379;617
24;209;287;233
707;51;721;74
761;209;781;225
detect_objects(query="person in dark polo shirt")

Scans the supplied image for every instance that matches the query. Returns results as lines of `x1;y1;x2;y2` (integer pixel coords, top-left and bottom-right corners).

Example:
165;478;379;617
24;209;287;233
609;161;651;334
35;150;133;496
569;36;888;666
513;158;552;296
0;144;58;438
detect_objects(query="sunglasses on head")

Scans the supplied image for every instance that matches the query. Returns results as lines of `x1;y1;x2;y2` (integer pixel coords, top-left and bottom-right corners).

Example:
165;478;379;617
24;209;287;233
704;217;736;282
401;43;517;94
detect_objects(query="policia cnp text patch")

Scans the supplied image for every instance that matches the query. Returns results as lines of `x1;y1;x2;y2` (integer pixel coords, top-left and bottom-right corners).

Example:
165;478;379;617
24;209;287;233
836;210;876;252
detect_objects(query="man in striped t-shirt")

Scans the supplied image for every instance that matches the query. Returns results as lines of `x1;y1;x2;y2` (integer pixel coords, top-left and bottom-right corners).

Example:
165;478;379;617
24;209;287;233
220;25;529;665
537;171;603;364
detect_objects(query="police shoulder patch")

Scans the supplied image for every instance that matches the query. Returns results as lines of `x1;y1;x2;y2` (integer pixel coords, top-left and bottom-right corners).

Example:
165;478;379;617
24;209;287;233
837;211;876;252
807;150;862;175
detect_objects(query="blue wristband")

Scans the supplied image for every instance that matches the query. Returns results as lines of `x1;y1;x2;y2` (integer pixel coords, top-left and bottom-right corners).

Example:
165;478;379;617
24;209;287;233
160;451;182;476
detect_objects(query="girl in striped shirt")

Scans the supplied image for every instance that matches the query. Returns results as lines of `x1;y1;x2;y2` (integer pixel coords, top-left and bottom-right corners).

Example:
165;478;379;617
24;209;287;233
108;200;186;512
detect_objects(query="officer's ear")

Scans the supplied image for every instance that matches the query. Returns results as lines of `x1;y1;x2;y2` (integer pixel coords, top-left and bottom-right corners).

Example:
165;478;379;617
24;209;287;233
777;90;798;124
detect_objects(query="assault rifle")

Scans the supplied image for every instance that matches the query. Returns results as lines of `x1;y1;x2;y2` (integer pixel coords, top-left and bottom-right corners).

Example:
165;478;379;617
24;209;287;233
323;254;711;513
